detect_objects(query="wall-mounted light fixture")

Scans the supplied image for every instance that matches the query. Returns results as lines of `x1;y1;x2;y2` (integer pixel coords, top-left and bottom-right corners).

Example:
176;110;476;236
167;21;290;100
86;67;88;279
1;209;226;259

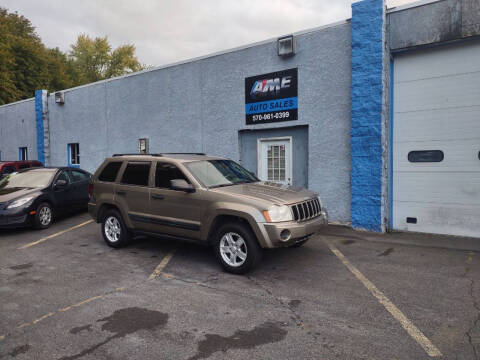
138;138;149;154
55;91;65;104
278;35;295;57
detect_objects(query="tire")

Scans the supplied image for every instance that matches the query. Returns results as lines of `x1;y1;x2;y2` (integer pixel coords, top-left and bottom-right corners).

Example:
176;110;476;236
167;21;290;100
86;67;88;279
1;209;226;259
33;202;53;229
290;238;309;248
214;222;262;274
101;209;130;248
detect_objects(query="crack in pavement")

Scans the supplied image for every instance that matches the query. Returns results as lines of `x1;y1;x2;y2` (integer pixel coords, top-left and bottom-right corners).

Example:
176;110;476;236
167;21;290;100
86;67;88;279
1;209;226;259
244;275;336;353
466;276;480;360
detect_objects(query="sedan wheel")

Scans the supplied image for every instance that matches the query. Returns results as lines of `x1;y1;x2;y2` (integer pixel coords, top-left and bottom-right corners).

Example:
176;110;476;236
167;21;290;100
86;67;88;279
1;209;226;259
39;206;52;226
34;202;53;229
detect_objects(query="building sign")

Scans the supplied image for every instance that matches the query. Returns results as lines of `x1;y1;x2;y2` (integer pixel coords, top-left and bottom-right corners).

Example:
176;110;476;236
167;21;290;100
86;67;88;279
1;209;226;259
245;68;298;125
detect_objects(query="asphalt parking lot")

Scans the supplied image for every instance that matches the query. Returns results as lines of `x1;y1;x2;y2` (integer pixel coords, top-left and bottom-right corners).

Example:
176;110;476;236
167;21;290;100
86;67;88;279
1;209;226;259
1;211;479;360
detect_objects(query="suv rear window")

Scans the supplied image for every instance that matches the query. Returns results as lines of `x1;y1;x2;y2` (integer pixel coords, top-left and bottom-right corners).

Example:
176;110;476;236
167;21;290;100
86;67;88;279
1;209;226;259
99;162;123;182
121;162;151;186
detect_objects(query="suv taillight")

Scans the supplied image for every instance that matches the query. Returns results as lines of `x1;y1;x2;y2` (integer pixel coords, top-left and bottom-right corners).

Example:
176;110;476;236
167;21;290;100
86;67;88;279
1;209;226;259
88;183;94;199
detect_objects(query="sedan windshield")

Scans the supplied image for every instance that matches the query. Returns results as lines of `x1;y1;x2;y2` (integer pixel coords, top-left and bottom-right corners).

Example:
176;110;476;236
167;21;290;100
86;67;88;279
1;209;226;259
0;171;54;189
186;160;258;188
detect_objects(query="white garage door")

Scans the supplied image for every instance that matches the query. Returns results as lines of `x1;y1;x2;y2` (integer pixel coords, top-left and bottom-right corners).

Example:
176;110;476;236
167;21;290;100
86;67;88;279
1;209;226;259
393;41;480;238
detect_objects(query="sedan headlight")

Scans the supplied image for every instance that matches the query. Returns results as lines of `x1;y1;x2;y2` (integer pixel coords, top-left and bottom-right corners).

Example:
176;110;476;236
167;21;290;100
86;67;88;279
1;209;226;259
6;197;34;209
263;205;293;222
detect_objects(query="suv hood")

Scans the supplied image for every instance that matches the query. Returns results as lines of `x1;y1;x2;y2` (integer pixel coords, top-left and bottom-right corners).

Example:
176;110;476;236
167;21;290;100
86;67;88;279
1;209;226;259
212;182;316;205
0;187;40;203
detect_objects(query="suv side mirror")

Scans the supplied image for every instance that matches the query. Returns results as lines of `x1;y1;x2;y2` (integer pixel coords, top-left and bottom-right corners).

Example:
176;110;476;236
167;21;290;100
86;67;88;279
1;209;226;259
54;179;67;189
170;179;195;193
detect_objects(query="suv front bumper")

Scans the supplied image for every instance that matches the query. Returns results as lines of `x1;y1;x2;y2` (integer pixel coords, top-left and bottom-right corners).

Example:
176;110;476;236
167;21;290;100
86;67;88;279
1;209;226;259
260;209;328;248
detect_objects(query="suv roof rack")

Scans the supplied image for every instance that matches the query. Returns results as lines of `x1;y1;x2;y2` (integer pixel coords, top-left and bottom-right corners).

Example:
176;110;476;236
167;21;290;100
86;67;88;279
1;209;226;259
112;153;163;157
160;153;206;155
112;152;206;157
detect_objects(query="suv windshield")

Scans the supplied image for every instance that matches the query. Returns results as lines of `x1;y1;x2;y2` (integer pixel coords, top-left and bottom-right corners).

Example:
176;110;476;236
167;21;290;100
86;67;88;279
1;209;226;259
0;171;54;189
186;160;258;188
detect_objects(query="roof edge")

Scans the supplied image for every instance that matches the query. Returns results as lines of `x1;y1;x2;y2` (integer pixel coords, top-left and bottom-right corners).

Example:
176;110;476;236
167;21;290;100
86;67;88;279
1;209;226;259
47;19;350;95
387;0;445;14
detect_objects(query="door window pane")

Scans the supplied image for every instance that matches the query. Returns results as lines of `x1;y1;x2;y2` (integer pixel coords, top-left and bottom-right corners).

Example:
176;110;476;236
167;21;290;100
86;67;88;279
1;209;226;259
155;162;189;189
69;170;89;182
267;144;286;181
121;162;151;186
56;171;70;183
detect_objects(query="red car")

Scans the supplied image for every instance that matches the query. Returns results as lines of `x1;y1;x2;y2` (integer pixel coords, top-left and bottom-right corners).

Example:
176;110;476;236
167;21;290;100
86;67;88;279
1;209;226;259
0;161;44;179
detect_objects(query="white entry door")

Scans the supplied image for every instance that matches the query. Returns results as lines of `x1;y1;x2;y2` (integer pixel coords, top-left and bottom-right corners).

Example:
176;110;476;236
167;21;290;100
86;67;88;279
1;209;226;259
258;137;292;185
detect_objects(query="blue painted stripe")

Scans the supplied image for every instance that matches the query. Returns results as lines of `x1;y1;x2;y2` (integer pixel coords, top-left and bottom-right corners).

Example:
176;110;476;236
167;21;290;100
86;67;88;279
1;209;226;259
389;58;394;230
350;0;384;232
245;97;297;115
34;90;45;165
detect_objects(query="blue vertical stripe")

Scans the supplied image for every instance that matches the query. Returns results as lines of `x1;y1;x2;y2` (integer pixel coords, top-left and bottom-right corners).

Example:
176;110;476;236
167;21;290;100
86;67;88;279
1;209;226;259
389;58;394;230
34;90;45;165
350;0;384;232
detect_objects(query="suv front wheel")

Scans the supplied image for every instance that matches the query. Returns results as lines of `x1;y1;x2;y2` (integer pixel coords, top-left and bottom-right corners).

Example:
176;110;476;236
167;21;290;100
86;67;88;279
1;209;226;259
102;209;130;248
214;222;262;274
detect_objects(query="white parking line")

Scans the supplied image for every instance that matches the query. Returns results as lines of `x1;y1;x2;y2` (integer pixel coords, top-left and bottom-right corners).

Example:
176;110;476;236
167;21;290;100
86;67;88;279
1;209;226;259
326;241;442;358
18;220;94;249
149;249;177;280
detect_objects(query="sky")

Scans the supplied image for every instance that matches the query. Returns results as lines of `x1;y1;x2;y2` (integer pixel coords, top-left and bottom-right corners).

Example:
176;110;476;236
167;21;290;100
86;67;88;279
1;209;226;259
3;0;417;67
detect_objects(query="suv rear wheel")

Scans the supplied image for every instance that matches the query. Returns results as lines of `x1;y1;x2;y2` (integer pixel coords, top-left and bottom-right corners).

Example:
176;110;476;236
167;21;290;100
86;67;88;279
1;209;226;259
214;222;262;274
102;209;130;248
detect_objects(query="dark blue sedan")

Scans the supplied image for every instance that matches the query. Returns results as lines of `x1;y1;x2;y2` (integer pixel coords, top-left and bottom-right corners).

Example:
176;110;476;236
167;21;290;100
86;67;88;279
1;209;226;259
0;167;91;229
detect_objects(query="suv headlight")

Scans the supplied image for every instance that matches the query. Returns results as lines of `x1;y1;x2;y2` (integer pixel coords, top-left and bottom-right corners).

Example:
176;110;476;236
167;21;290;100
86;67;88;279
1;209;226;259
7;197;34;209
317;195;322;209
263;205;293;222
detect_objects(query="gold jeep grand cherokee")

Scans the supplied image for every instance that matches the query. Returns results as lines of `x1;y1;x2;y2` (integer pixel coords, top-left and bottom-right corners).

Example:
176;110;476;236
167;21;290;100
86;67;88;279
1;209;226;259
88;153;328;274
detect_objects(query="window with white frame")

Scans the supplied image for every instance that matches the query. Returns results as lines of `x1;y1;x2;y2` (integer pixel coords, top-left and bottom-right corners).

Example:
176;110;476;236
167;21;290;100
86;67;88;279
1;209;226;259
19;147;28;161
267;144;286;181
68;143;80;165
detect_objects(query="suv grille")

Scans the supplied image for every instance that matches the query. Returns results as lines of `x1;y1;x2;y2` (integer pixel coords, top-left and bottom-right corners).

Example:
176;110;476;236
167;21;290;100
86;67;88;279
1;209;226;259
291;198;321;222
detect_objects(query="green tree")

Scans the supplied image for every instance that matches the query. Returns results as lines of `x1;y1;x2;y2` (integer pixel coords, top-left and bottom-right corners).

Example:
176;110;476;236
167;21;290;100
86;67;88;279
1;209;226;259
0;7;144;105
0;7;47;104
70;34;143;84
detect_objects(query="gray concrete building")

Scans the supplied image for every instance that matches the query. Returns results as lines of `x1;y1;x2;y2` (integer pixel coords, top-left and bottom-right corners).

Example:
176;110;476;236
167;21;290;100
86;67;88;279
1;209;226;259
1;0;479;238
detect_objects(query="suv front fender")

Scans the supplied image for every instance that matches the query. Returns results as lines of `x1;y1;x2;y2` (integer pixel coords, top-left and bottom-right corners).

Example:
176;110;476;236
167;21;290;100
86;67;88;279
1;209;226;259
203;202;272;248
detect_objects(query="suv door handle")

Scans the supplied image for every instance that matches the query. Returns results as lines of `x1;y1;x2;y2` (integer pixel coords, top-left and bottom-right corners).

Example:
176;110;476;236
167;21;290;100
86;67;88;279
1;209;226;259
152;194;164;200
116;191;126;196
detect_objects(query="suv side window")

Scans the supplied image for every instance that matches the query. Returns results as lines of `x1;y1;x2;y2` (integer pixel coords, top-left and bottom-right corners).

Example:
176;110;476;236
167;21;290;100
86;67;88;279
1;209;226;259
98;162;122;182
19;163;30;169
155;162;190;189
121;162;151;186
